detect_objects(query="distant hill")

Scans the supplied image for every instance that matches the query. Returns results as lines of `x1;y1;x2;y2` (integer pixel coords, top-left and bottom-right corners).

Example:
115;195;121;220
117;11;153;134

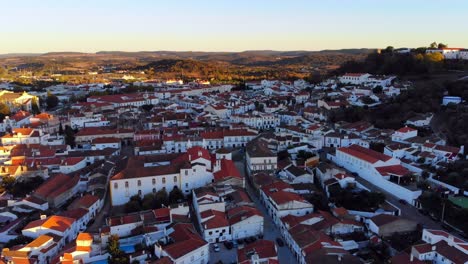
0;49;373;80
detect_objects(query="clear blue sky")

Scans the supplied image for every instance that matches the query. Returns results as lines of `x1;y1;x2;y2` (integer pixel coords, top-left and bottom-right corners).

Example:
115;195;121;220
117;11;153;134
1;0;467;53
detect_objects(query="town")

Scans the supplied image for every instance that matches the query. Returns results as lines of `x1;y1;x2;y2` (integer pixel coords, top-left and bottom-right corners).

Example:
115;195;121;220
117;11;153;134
0;47;467;264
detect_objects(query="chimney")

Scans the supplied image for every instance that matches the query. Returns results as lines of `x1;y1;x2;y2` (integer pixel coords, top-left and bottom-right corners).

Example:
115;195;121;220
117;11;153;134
410;254;414;262
40;214;47;220
432;245;436;251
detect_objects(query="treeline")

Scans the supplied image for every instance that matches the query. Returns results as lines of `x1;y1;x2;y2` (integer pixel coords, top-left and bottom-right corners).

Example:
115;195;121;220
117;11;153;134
333;48;467;76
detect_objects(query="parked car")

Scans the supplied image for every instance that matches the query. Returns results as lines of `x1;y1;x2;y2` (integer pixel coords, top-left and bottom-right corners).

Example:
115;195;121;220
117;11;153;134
276;237;284;247
224;241;234;250
213;243;220;252
398;199;408;205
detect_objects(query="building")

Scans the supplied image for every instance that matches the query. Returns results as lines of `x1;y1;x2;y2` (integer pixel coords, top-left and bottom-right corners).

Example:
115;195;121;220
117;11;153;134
392;126;418;142
331;145;422;204
246;138;278;175
409;229;468;264
237;239;278;264
260;181;313;225
110;147;214;206
338;73;371;85
154;223;209;264
227;205;264;241
22;215;79;248
367;214;417;237
0;91;38;112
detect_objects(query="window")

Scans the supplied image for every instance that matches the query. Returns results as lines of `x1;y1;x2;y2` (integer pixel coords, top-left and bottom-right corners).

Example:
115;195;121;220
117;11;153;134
174;176;177;182
125;181;129;188
209;231;212;235
138;190;142;196
186;183;189;187
137;180;141;187
114;182;118;189
152;178;156;185
153;188;156;193
162;177;166;184
185;170;188;176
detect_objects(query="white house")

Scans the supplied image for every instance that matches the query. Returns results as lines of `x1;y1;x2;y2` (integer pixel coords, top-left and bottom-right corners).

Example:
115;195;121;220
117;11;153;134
260;181;314;225
392;126;418;142
154;223;209;264
331;145;422;204
227;205;264;240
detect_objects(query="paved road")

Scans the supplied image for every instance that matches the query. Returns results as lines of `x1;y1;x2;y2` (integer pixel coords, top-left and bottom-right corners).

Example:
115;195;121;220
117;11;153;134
234;160;297;264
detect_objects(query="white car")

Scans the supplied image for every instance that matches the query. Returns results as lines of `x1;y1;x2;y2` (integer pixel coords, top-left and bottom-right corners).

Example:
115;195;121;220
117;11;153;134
213;243;220;252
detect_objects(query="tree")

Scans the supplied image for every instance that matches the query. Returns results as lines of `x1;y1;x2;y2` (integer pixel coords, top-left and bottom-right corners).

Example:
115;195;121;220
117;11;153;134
438;43;448;49
141;104;154;112
107;235;128;264
46;91;59;109
142;193;156;210
169;187;184;204
372;86;383;94
430;42;438;48
0;103;11;121
424;52;444;63
384;46;394;53
64;125;76;148
58;123;64;135
155;189;168;208
1;176;15;191
31;97;41;114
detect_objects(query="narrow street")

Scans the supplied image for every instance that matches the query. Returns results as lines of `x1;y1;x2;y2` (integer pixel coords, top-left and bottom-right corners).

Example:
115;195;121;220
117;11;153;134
234;159;297;264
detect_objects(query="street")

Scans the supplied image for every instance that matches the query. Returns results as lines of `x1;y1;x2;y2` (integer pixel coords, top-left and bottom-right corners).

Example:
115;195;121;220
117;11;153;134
234;160;297;264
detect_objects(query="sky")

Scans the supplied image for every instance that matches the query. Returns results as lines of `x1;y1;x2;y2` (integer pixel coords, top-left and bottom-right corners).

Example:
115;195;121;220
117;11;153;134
1;0;467;53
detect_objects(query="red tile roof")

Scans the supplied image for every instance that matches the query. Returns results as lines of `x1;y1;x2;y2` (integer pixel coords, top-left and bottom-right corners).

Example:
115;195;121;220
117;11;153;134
338;144;392;164
214;159;242;181
237;239;277;263
164;223;207;260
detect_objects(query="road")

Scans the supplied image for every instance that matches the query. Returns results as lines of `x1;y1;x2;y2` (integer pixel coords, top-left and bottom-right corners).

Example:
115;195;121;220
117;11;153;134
234;159;297;264
86;144;134;233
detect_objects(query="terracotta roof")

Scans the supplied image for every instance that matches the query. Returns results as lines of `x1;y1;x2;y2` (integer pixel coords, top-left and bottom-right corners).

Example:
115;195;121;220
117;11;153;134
214;159;242;180
237;239;277;263
23;215;75;233
337;144;392;164
164;223;207;260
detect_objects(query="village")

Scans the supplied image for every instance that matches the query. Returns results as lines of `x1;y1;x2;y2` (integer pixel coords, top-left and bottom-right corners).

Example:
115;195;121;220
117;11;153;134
0;70;466;264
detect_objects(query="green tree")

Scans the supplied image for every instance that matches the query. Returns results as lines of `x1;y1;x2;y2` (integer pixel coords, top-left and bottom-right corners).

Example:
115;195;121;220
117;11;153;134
142;193;156;210
45;91;59;109
1;176;15;190
58;123;64;135
64;125;76;148
438;43;448;49
155;189;168;208
0;103;11;121
372;86;383;94
107;235;128;264
384;46;394;53
169;187;184;204
430;42;438;48
141;104;154;112
31;97;41;114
